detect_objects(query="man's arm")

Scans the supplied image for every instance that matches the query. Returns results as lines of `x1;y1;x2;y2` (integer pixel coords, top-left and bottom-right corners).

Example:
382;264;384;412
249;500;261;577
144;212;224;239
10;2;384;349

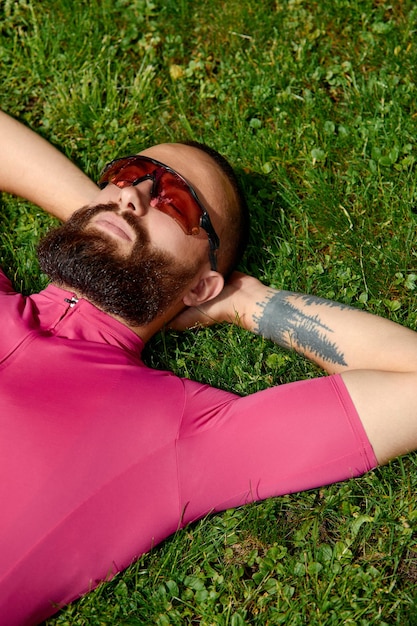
174;271;417;466
0;110;98;221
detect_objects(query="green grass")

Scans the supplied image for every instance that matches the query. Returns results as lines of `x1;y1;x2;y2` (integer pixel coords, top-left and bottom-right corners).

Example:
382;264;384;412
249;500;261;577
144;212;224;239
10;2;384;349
1;0;417;623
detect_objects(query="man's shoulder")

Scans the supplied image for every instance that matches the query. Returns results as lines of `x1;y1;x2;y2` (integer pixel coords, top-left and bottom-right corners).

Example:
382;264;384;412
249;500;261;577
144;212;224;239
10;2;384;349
0;268;16;294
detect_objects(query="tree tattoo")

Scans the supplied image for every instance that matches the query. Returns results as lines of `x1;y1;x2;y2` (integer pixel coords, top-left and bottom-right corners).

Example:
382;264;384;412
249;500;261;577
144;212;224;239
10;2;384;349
253;290;350;367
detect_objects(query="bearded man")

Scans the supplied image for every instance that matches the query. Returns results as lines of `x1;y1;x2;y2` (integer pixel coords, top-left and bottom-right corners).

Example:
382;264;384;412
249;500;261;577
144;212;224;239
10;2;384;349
1;110;417;625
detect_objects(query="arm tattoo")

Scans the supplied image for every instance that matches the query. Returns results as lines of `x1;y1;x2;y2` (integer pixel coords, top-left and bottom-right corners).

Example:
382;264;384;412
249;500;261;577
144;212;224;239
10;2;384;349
253;290;351;367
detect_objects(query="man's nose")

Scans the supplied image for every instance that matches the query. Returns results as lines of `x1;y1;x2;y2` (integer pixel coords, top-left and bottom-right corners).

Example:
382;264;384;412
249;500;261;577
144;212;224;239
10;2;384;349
116;179;153;215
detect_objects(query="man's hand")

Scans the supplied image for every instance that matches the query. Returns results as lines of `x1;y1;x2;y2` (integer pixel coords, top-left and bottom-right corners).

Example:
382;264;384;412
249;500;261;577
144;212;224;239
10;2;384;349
169;271;269;331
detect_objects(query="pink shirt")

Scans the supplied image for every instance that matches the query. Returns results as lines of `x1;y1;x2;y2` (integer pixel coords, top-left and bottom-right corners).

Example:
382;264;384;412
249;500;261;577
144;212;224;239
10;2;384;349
0;271;377;624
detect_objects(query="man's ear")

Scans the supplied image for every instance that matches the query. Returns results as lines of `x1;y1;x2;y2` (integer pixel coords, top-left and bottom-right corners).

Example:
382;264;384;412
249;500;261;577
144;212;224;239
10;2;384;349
183;271;224;306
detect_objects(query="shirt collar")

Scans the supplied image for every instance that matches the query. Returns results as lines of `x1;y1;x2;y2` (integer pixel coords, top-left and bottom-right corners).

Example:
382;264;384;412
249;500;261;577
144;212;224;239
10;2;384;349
31;283;145;356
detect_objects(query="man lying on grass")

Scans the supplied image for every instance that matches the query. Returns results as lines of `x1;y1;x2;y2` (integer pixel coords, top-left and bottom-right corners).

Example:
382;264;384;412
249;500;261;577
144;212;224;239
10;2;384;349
1;110;416;625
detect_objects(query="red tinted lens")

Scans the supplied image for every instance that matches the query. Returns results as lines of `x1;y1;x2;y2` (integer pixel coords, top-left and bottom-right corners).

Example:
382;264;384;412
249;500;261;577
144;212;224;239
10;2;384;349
151;170;202;235
100;158;155;188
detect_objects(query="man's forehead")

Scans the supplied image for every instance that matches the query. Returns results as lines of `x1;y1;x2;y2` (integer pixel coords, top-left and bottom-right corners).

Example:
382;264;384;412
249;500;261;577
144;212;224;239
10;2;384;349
139;143;227;215
138;143;217;183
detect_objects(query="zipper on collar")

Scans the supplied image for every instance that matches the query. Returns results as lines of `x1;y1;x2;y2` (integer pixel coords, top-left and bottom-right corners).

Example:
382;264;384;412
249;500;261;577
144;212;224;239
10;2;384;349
63;296;79;308
47;295;80;332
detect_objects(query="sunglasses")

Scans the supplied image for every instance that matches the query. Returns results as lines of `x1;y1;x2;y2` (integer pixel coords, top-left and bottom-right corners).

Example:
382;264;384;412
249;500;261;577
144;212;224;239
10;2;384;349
98;155;220;271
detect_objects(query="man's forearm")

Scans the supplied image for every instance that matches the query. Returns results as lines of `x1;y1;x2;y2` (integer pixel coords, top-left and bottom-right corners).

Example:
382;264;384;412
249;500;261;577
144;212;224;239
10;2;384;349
0;110;98;220
253;289;351;368
245;284;417;376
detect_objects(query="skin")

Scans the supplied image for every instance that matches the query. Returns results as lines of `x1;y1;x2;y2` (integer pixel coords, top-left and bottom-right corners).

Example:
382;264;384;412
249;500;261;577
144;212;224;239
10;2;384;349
2;109;417;467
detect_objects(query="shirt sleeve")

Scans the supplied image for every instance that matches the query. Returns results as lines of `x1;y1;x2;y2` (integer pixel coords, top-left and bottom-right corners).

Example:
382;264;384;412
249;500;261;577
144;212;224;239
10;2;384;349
176;374;377;524
0;269;37;362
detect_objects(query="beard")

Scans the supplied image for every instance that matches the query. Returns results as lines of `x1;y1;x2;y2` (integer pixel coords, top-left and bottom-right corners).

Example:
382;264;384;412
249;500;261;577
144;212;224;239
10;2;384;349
37;203;200;327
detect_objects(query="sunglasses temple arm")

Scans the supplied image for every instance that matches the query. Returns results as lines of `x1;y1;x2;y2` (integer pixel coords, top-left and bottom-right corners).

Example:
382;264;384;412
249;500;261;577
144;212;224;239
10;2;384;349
208;240;218;272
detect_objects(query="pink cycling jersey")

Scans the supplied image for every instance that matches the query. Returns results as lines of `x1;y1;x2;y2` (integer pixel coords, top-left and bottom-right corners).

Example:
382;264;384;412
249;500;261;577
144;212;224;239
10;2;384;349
0;270;377;625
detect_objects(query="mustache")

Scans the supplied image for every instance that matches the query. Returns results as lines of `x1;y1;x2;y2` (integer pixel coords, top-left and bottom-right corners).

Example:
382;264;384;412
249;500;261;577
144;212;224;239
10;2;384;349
70;202;150;245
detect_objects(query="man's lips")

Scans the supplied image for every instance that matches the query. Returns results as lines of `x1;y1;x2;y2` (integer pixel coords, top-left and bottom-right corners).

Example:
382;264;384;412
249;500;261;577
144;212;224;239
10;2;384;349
90;212;136;242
